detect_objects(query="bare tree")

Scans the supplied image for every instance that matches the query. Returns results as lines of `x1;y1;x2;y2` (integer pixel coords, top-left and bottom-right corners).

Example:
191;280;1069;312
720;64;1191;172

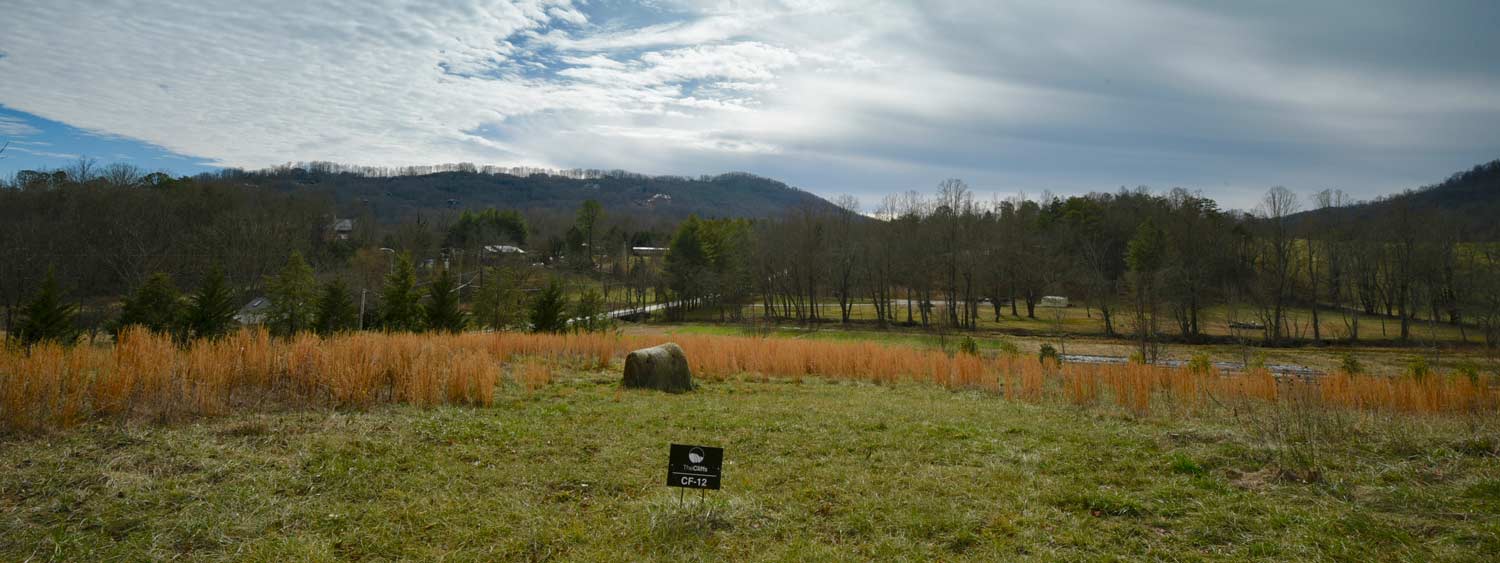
1256;186;1301;343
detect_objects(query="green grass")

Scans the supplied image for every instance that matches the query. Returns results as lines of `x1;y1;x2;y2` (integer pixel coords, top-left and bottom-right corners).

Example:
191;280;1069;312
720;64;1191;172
2;371;1497;561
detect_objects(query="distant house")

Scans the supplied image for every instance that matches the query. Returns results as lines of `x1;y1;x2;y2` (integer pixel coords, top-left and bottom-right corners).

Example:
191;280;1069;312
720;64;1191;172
484;244;526;255
328;218;354;241
235;297;272;325
1039;296;1069;308
631;246;668;257
640;193;672;207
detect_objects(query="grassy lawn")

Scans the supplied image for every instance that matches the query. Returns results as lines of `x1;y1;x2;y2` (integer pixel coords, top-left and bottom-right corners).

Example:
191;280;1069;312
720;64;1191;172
3;370;1497;561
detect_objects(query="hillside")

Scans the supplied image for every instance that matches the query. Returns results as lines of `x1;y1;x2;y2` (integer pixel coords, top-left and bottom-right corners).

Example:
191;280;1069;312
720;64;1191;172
225;166;846;223
1296;159;1500;239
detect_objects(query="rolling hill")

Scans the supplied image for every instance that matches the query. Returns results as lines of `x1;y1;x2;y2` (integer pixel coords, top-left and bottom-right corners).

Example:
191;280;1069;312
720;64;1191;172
1294;159;1500;239
223;166;846;223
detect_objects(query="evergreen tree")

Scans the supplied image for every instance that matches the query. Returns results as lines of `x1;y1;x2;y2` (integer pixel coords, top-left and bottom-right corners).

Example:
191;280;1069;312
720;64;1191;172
313;279;359;336
114;272;182;337
380;252;423;332
184;266;239;340
17;268;77;347
265;251;318;336
528;278;569;333
423;268;467;333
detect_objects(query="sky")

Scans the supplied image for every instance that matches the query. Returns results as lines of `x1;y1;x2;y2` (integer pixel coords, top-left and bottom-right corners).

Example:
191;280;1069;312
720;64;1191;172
2;0;1498;210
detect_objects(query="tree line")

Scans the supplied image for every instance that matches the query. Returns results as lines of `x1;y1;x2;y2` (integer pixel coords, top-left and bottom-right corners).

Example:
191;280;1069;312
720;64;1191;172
660;180;1500;350
6;158;1499;352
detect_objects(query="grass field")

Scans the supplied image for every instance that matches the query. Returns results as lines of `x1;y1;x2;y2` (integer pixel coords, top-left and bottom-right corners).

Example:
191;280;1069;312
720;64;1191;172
690;299;1486;347
3;369;1497;561
3;327;1497;561
657;322;1500;378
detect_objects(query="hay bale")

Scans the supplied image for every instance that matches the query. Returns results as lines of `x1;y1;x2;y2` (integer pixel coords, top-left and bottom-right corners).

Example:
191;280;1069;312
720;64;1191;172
622;343;693;393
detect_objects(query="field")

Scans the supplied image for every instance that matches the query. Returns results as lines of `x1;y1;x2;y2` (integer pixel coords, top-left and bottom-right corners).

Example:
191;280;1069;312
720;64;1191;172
2;329;1499;560
659;321;1498;378
690;300;1488;348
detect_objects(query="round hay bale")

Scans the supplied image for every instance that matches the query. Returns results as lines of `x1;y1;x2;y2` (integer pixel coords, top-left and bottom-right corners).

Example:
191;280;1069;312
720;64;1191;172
622;343;693;393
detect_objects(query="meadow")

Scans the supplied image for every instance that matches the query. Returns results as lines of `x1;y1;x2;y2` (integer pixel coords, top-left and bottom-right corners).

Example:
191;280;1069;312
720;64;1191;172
686;300;1487;348
2;329;1498;560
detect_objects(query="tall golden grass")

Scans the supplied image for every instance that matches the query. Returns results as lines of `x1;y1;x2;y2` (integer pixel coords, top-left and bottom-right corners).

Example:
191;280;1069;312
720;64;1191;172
2;327;1495;432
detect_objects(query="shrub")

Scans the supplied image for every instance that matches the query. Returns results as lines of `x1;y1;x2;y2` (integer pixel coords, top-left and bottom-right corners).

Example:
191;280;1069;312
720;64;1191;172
1405;356;1431;379
994;338;1021;356
1453;359;1482;383
958;336;980;356
1038;343;1060;365
1339;353;1363;376
1187;353;1213;374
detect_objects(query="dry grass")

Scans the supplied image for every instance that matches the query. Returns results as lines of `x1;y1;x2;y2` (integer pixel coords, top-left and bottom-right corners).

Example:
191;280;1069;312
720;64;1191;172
3;328;1496;433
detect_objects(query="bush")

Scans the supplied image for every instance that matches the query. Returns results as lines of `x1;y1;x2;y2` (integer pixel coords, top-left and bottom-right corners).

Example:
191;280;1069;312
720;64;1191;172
1187;353;1213;374
1339;353;1363;376
1453;359;1482;383
1038;343;1060;365
957;336;980;356
1405;356;1431;379
994;338;1021;356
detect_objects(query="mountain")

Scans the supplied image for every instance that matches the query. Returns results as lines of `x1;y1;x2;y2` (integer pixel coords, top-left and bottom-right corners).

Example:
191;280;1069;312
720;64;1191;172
1293;159;1500;239
223;166;846;223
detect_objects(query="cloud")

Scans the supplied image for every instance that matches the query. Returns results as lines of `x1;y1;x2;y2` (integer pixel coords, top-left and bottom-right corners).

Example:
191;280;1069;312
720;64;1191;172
1;0;1497;208
7;145;81;159
0;115;40;136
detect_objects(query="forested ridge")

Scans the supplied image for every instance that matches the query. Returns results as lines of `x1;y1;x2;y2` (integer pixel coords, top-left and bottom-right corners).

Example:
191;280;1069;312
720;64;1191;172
1288;159;1500;239
225;162;845;223
3;157;1499;351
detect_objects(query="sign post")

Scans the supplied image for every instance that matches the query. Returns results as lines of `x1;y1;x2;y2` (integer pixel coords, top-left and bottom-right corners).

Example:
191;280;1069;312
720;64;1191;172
667;444;722;505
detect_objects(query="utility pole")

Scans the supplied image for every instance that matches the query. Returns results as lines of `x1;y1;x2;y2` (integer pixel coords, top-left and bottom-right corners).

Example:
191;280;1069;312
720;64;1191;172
359;288;367;330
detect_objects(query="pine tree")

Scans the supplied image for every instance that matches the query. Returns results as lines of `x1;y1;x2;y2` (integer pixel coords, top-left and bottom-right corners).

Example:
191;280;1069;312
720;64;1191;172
114;272;182;337
17;268;77;347
184;266;239;340
313;279;359;336
265;251;318;336
381;252;423;332
528;277;569;333
423;268;467;333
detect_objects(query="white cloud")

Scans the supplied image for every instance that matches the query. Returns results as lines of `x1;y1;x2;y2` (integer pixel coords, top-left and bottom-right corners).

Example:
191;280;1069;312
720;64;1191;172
1;0;1497;209
0;115;41;136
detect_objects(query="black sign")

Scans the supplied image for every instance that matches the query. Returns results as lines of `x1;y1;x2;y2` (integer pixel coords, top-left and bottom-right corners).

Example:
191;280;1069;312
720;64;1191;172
667;444;723;490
